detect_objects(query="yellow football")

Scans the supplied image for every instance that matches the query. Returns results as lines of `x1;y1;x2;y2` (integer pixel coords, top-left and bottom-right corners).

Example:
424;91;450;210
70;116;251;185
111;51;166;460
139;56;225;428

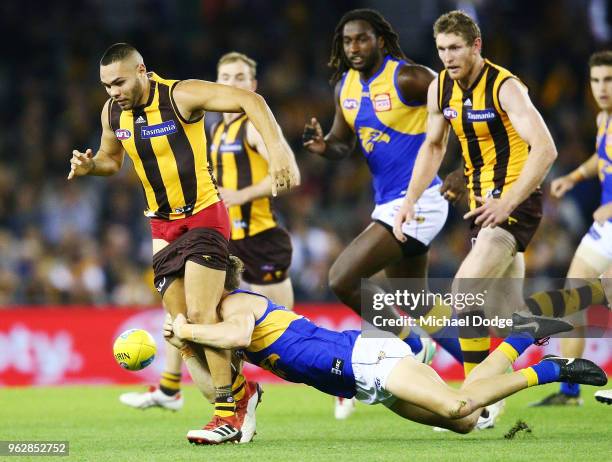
113;329;157;371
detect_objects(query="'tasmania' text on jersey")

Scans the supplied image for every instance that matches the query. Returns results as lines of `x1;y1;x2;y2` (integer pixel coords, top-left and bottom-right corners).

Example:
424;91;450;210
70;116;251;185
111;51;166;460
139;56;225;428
339;55;441;205
109;73;219;220
208;115;277;239
439;59;530;209
235;289;359;398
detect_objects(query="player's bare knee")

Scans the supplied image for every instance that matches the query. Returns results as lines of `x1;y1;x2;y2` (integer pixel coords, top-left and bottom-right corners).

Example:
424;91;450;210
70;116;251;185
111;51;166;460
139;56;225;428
186;306;217;324
451;415;478;434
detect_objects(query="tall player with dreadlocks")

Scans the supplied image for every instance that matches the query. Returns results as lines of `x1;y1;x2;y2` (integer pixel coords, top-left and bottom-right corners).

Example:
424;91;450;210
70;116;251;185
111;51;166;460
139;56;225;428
303;9;464;419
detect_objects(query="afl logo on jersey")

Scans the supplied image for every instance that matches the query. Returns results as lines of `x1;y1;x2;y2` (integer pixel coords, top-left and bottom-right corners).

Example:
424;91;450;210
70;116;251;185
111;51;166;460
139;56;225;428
115;128;132;140
343;98;359;110
443;107;458;120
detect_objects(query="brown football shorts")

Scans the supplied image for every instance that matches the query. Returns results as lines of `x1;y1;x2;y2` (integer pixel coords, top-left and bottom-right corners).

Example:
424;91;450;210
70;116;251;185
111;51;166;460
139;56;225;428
229;226;292;285
470;189;543;252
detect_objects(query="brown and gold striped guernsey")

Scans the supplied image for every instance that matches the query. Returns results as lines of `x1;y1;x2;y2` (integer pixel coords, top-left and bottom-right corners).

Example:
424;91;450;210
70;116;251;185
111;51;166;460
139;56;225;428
108;72;219;220
438;59;530;209
207;115;276;240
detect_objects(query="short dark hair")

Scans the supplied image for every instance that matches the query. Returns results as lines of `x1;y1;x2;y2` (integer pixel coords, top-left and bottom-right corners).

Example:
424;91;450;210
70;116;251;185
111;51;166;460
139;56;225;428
100;43;140;66
328;8;408;84
589;51;612;68
224;255;245;291
433;10;481;44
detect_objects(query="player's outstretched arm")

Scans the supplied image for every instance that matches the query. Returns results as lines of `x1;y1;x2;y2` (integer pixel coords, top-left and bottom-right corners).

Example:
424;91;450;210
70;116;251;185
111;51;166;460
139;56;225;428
393;78;449;241
551;153;598;198
173;79;296;195
67;100;124;179
303;81;356;159
172;296;256;350
497;79;558;207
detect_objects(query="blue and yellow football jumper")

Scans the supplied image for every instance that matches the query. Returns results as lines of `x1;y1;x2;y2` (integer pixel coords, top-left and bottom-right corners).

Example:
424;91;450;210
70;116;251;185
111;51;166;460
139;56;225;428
235;289;359;398
596;114;612;213
339;55;441;205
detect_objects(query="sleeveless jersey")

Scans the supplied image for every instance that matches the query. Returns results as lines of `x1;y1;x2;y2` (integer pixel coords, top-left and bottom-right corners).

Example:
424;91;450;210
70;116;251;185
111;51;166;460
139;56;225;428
109;73;219;220
235;289;359;398
208;115;277;239
339;55;440;205
438;59;530;209
596;115;612;212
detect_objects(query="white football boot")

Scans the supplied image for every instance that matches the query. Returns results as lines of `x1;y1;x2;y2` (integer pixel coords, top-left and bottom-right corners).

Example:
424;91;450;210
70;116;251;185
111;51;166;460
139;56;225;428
119;386;184;411
334;396;356;420
595;389;612;405
475;399;505;430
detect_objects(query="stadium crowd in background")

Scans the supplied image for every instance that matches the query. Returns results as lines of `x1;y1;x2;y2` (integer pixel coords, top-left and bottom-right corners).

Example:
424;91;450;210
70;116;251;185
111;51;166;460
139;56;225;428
0;0;610;305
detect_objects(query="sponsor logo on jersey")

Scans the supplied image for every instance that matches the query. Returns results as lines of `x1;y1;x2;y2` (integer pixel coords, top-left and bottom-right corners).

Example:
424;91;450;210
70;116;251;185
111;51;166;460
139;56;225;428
330;358;344;376
465;109;497;121
219;143;243;153
373;93;392;112
464;98;472;106
358;126;391;153
233;219;248;229
443;107;458;120
115;128;132;140
135;116;146;124
173;204;194;214
342;98;359;110
141;120;178;139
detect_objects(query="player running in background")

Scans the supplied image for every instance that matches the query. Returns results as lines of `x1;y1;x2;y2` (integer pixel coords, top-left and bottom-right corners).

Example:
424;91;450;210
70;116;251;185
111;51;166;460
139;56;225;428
529;51;612;406
68;43;296;443
162;255;606;443
394;11;558;410
209;52;299;308
303;8;464;417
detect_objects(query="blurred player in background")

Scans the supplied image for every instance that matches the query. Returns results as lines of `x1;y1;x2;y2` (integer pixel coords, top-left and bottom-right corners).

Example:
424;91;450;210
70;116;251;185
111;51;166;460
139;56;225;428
394;9;557;383
68;43;296;443
530;50;612;406
162;255;606;443
303;8;464;419
209;52;299;308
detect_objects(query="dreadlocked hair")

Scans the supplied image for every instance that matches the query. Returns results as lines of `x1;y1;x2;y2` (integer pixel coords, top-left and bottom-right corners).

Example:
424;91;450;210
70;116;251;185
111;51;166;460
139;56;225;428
328;8;409;84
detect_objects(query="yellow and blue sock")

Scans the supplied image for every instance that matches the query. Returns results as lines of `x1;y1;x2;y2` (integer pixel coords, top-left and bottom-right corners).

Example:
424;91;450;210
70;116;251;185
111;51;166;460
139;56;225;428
520;360;561;387
497;333;534;363
398;326;423;355
560;382;580;397
431;328;463;364
413;300;463;363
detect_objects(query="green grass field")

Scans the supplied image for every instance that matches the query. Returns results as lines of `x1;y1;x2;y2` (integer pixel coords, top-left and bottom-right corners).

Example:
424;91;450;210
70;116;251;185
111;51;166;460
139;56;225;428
3;384;611;462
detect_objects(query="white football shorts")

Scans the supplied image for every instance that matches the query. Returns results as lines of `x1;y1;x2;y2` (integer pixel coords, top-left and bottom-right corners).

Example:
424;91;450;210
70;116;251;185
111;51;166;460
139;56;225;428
351;335;413;406
371;185;448;246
